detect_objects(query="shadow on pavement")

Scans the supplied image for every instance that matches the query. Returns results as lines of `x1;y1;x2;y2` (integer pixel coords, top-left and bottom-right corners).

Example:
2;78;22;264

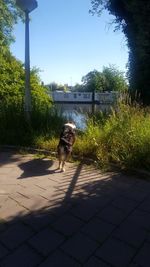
62;163;83;203
18;158;56;179
0;156;150;267
0;149;23;166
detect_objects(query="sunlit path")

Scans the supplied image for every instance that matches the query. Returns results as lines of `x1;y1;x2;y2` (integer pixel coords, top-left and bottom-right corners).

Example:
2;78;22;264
0;150;150;266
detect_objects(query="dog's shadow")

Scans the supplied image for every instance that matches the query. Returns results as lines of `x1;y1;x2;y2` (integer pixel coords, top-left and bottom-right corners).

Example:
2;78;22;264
18;158;60;179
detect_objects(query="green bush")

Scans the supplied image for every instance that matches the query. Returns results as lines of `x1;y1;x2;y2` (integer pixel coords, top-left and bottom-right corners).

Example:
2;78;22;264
96;103;150;170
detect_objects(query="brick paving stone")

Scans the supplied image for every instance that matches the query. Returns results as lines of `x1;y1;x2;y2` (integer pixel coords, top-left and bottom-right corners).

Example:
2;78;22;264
10;192;50;211
86;195;113;211
0;167;14;175
97;205;127;225
145;232;150;243
122;187;150;202
1;151;150;267
128;263;141;267
0;199;28;222
0;219;7;232
28;227;65;256
16;185;47;198
0;244;42;267
22;210;56;231
34;178;59;190
38;189;66;202
81;217;115;243
0;222;34;250
50;202;72;217
96;238;135;267
138;197;150;213
61;232;98;263
39;250;81;267
112;220;147;248
134;180;150;192
112;196;138;213
52;214;83;236
0;184;17;195
125;209;150;231
133;242;150;267
0;197;8;208
106;181;132;193
0;243;8;260
70;202;99;222
84;256;110;267
18;158;54;179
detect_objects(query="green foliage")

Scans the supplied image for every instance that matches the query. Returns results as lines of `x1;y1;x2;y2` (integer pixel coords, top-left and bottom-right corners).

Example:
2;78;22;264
74;122;101;158
0;51;53;146
0;0;22;52
82;69;105;92
0;0;57;147
31;101;150;171
0;52;52;110
81;65;128;92
88;103;150;170
47;66;127;93
30;68;52;111
47;82;70;92
90;0;150;104
102;65;128;92
97;104;150;169
71;83;84;92
0;51;24;107
0;105;64;146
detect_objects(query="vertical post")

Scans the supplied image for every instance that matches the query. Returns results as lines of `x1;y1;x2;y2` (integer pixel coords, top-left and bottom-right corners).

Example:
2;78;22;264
92;88;95;115
25;10;31;121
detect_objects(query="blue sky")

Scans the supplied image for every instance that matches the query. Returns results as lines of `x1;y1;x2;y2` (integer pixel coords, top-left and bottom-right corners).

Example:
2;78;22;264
11;0;128;85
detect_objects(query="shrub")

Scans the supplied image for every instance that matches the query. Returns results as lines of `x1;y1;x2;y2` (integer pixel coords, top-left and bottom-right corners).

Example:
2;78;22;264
96;103;150;170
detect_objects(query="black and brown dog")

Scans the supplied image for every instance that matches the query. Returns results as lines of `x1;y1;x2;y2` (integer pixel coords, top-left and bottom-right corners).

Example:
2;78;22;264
57;122;76;172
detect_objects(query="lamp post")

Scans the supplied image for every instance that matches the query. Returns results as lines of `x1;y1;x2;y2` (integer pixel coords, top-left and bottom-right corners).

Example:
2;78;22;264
16;0;38;120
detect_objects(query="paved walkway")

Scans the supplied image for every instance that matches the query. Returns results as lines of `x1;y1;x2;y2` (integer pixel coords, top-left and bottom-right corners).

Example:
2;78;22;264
0;150;150;267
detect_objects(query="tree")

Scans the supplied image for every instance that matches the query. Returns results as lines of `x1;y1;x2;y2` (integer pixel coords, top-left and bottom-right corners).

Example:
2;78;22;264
47;82;59;92
82;70;106;92
0;0;22;53
90;0;150;104
0;51;24;108
30;68;52;111
71;83;84;92
102;65;128;92
0;1;51;113
0;52;52;110
81;66;127;92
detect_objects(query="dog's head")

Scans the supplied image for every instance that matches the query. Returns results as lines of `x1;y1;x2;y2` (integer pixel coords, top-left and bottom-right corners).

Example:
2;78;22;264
64;121;76;130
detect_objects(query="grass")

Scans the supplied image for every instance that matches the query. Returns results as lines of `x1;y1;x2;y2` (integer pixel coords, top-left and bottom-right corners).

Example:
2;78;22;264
0;101;150;171
89;103;150;170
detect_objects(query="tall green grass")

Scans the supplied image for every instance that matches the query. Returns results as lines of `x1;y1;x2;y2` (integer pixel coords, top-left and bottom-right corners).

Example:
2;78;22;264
0;100;150;171
77;103;150;170
99;103;150;169
0;104;66;146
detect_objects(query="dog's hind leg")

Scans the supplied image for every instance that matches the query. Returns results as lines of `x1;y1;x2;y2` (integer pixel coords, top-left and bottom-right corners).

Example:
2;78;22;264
61;151;70;172
58;146;64;170
59;160;62;170
61;160;66;172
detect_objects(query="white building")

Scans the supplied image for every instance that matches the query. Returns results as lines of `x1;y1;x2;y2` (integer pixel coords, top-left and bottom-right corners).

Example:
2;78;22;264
95;92;119;104
49;91;119;104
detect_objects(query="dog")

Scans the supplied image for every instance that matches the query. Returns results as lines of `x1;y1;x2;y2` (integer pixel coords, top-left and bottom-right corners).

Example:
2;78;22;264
57;121;76;172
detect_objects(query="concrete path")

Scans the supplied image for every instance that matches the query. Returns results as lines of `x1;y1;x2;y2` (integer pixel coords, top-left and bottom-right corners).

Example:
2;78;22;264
0;150;150;267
